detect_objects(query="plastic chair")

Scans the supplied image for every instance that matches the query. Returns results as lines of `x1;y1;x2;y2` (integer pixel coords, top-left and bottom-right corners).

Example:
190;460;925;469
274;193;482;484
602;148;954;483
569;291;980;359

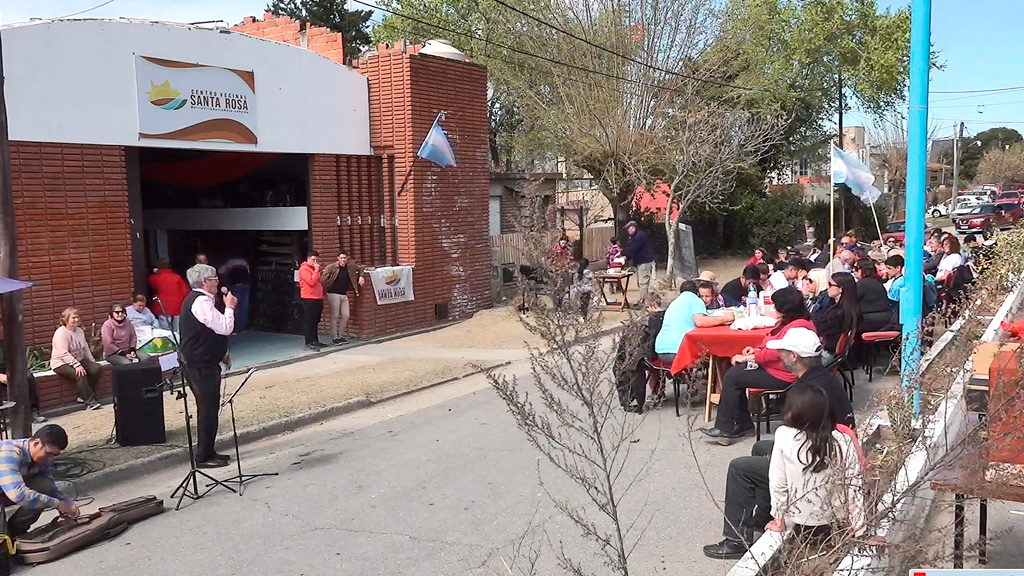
747;385;791;442
860;331;901;382
643;357;682;417
826;328;857;402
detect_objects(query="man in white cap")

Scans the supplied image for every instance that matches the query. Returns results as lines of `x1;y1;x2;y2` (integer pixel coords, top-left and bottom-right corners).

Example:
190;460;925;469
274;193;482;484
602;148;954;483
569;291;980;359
701;326;855;560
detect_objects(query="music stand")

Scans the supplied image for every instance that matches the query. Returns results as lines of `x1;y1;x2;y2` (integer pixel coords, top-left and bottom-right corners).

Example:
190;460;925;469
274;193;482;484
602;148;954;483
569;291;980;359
170;359;237;510
216;367;278;494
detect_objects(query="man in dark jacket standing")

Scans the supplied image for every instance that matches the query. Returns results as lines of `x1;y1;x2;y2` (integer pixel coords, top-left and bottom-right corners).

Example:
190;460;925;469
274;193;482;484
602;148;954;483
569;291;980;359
321;251;366;345
623;221;655;303
180;264;236;469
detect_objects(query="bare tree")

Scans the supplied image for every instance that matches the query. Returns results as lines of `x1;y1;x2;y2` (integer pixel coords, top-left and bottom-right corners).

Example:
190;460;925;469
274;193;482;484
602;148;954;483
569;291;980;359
633;101;781;285
977;143;1024;187
870;113;943;218
486;0;724;221
489;191;658;575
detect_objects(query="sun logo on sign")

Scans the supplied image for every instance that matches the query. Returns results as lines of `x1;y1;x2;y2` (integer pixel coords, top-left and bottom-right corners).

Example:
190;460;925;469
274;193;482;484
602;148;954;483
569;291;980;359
145;80;187;110
383;270;401;286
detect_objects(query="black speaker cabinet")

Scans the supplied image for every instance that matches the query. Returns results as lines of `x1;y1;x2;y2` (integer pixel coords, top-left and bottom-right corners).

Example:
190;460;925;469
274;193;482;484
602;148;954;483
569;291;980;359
113;362;166;446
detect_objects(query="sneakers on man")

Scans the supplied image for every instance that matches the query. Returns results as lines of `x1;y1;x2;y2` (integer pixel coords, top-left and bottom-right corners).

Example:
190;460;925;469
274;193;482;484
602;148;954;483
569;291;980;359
76;397;86;404
86;400;102;410
32;412;47;423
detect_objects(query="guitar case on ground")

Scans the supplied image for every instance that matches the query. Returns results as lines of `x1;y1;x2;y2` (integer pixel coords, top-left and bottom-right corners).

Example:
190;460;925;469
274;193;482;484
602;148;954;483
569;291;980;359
14;495;164;565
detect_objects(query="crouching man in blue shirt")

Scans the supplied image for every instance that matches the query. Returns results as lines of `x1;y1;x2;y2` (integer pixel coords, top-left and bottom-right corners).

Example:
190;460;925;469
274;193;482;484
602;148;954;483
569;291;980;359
0;424;79;536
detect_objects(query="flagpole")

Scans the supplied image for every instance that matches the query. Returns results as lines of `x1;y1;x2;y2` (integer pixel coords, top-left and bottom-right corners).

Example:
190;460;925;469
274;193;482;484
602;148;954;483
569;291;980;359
870;202;884;242
398;112;445;196
829;150;836;259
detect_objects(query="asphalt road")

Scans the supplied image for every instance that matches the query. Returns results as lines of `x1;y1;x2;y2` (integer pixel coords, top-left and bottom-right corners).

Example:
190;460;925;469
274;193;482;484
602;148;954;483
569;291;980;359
27;340;880;576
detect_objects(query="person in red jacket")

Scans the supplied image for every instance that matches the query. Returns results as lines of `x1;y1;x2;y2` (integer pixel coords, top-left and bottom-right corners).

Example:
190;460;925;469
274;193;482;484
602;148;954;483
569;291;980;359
148;259;190;332
298;250;325;350
700;287;817;446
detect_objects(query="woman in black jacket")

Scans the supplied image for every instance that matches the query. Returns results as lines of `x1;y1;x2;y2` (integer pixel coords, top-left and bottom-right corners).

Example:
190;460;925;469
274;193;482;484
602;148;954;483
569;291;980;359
813;272;860;363
853;258;893;333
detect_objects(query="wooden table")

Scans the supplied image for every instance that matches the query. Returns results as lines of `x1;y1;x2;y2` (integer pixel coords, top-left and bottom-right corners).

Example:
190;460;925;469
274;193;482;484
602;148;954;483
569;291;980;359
594;271;634;311
928;445;1024;568
669;325;775;422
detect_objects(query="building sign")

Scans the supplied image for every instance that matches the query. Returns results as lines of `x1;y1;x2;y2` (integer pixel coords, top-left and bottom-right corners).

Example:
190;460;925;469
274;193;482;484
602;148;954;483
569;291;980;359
368;266;415;305
135;56;257;144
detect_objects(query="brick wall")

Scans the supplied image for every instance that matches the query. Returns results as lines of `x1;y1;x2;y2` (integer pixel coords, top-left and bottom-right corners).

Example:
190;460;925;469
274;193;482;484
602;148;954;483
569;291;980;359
10;142;129;407
353;44;491;335
231;12;345;65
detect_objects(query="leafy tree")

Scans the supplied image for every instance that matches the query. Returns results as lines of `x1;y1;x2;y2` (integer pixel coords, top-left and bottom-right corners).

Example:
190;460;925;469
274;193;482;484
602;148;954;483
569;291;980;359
267;0;374;61
977;143;1024;187
712;0;912;168
959;127;1023;184
743;189;808;252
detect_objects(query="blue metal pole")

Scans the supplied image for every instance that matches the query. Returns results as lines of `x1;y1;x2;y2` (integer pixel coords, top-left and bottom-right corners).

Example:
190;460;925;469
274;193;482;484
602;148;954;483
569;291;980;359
901;0;932;416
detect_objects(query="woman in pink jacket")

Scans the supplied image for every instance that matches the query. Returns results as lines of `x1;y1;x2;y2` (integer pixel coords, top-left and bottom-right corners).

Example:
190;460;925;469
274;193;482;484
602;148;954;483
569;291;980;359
50;308;103;410
700;288;816;445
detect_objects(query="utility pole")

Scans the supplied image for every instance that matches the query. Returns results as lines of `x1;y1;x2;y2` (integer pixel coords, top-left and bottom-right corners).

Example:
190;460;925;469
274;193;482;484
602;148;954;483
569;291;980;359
951;121;964;210
0;31;30;438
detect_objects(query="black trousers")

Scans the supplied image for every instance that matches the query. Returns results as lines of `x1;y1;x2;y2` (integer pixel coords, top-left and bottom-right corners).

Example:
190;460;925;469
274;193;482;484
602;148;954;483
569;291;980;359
722;440;774;541
301;298;323;345
715;365;790;433
187;362;222;462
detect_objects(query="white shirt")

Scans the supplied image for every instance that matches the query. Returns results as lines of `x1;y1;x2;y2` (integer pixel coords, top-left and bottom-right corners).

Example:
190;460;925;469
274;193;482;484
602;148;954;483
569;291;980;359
189;289;235;336
769;426;863;531
767;270;791;291
938;253;963;274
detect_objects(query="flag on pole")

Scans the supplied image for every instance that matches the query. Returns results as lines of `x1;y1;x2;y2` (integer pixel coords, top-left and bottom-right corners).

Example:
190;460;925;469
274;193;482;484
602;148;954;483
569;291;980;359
831;144;881;204
417;116;457;168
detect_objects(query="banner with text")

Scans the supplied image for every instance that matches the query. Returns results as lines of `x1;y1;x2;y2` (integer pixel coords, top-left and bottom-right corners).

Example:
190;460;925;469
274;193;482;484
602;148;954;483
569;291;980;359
368;266;415;305
135;56;257;144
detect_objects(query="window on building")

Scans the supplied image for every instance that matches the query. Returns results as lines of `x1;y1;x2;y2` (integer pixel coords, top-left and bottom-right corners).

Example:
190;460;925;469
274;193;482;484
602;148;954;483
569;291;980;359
798;157;810;177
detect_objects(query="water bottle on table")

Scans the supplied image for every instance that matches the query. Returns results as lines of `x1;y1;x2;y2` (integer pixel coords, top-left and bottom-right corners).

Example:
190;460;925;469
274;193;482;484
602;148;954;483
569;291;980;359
746;283;758;317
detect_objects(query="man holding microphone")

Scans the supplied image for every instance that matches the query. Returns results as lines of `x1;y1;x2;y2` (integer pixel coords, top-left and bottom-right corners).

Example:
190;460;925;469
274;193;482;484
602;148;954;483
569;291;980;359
180;264;236;469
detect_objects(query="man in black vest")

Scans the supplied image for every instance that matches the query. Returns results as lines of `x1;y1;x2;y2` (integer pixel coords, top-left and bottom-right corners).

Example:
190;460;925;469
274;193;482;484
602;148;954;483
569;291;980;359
180;264;237;469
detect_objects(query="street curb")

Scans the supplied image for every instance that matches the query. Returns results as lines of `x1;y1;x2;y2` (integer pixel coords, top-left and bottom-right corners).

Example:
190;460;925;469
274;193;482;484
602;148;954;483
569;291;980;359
70;321;625;495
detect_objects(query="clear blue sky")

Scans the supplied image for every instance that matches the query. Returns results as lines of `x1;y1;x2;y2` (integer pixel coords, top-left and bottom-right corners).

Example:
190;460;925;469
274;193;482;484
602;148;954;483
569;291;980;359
2;0;1022;140
846;0;1024;140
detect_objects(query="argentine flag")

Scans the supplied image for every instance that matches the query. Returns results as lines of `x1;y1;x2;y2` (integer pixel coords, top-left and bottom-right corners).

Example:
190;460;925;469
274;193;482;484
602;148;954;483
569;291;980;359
417;117;457;168
831;144;881;205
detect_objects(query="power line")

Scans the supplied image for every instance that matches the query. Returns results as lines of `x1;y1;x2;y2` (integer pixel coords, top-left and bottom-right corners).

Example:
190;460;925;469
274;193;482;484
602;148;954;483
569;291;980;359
52;0;116;19
364;0;821;98
930;88;1024;104
930;98;1024;110
356;0;697;93
486;0;807;95
930;85;1024;95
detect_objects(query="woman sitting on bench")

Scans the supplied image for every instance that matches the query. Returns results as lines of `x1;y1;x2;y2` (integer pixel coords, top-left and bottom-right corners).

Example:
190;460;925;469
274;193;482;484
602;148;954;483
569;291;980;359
50;308;103;410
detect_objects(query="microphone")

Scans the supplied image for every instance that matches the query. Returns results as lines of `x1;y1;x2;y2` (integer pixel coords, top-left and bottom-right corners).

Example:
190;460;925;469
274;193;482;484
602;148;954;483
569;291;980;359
221;287;229;295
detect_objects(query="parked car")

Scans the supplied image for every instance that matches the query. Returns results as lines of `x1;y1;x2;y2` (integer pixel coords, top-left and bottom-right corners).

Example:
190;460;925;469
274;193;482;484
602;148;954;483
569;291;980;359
996;190;1024;205
950;198;986;220
928;199;952;217
954;202;1024;238
882;220;905;243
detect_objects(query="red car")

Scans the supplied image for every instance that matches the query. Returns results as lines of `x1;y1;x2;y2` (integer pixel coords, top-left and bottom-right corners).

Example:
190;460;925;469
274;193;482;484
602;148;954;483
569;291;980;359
954;202;1024;238
995;190;1023;205
882;220;905;243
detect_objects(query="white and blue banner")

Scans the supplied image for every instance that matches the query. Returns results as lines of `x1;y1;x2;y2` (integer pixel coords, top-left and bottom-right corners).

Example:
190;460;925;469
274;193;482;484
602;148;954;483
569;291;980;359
831;144;882;205
416;116;456;168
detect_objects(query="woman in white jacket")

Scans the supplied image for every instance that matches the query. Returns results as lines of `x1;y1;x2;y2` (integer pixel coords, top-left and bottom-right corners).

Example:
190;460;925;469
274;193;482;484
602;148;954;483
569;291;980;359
765;382;866;547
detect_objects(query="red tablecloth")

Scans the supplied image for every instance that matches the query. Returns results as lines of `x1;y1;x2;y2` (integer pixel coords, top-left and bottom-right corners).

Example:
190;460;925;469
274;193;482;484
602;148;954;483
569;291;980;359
670;326;775;375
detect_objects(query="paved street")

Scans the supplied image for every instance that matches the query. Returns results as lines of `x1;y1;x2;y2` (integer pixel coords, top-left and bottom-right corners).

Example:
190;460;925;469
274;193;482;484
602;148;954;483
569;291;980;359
32;332;892;576
29;340;752;576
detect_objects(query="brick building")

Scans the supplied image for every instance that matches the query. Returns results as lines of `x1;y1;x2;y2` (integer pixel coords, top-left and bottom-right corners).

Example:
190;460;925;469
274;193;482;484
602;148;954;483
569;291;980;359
3;16;490;408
